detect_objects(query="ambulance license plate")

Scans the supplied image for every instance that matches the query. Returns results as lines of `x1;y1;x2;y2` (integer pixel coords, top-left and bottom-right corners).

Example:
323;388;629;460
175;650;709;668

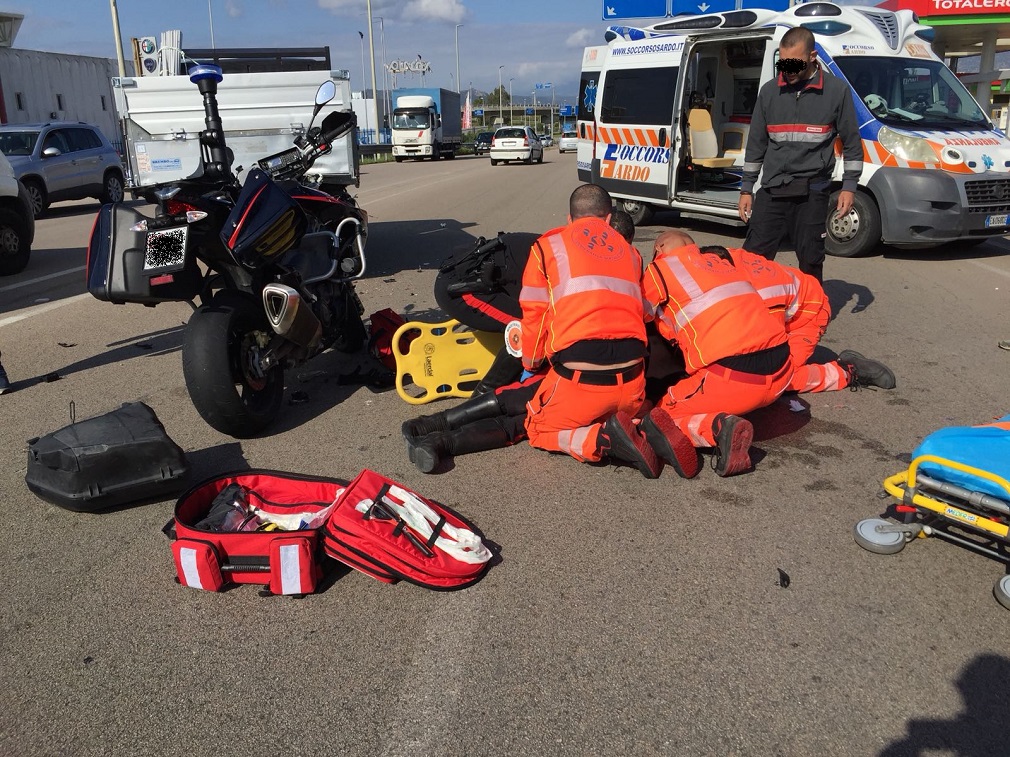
144;226;189;273
985;214;1009;228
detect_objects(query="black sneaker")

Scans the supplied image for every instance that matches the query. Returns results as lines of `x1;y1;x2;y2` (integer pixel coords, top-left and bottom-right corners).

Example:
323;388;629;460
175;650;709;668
640;409;701;479
712;414;754;477
837;350;896;390
601;412;663;479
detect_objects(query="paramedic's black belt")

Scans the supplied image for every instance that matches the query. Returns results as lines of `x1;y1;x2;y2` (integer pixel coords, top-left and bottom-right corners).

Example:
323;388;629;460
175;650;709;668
552;361;645;385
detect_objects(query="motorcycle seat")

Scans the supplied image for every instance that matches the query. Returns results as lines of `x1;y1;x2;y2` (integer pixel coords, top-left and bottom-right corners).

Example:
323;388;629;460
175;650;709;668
281;232;338;282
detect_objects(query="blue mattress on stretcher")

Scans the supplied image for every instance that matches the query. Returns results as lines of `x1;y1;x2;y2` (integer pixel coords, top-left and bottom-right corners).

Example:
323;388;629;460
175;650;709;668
911;414;1010;503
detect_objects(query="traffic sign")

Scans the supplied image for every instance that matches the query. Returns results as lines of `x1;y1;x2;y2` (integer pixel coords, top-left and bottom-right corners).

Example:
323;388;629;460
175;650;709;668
526;108;535;115
740;0;788;9
671;0;733;14
559;105;574;117
473;109;484;116
603;0;668;19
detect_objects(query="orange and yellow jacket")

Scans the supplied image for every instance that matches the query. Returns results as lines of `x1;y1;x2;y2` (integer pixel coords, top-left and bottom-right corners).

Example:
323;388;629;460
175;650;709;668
518;216;647;371
641;243;786;373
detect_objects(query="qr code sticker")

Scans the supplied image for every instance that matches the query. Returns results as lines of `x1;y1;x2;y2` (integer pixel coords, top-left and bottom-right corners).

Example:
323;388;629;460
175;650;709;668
145;228;187;270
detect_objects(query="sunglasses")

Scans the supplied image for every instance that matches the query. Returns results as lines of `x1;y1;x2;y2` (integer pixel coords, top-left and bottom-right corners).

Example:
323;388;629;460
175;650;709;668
776;58;808;75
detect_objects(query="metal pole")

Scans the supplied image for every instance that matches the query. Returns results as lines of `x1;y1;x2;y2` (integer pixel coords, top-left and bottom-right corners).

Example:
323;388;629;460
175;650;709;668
509;78;513;126
455;24;463;94
109;0;126;78
379;17;389;140
208;0;216;48
498;65;504;125
358;32;369;133
366;0;380;146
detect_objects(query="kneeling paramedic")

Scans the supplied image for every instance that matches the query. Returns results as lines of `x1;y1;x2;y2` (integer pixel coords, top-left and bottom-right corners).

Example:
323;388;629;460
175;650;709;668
726;245;896;393
517;184;662;478
639;231;793;478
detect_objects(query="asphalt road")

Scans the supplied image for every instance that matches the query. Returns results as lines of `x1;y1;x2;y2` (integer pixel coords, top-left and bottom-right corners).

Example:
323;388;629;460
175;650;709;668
2;152;1010;756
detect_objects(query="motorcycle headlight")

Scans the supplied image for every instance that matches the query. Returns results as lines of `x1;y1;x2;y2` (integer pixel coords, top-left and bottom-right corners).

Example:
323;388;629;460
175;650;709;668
877;126;939;164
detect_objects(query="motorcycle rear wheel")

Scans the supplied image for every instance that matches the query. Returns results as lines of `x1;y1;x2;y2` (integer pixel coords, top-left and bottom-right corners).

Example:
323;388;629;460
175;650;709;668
183;294;285;438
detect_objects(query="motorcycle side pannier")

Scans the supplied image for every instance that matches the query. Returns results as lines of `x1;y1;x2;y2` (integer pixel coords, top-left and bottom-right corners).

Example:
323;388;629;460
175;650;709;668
25;402;190;512
220;168;307;270
87;203;203;305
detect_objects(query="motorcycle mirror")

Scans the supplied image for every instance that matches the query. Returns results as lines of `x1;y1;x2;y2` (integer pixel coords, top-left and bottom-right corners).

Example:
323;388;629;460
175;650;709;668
315;81;336;107
308;80;337;132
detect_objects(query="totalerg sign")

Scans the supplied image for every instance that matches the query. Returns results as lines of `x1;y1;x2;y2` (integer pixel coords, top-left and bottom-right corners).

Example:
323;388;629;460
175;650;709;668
895;0;1010;15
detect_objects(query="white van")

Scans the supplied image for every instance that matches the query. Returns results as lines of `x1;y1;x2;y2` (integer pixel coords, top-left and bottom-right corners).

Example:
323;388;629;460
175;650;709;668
577;3;1010;257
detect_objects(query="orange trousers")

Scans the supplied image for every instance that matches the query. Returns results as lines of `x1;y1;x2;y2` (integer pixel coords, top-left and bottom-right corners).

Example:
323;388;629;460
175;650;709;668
656;361;792;447
785;300;850;393
525;367;646;462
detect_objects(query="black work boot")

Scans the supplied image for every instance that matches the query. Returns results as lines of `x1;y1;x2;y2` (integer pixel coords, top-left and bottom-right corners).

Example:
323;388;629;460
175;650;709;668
0;357;10;395
712;414;754;477
640;407;701;479
837;350;896;390
401;392;504;441
471;346;523;397
407;418;513;473
599;412;663;479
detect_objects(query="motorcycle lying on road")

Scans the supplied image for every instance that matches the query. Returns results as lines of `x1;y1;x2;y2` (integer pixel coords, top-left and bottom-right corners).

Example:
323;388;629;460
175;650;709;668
87;64;369;438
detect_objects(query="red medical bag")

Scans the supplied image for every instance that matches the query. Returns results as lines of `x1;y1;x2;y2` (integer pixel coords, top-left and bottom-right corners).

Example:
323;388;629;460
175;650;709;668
322;469;494;590
169;470;346;595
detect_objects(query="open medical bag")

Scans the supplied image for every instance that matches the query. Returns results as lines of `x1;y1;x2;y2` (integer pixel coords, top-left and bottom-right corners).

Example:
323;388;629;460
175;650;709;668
169;470;347;595
322;469;494;590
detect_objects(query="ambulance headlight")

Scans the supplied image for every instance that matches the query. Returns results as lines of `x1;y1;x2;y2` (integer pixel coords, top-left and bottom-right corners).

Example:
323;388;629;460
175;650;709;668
877;126;939;164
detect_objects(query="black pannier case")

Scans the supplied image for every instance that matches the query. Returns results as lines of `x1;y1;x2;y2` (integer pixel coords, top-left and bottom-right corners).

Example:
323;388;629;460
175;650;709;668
25;402;190;512
87;203;203;305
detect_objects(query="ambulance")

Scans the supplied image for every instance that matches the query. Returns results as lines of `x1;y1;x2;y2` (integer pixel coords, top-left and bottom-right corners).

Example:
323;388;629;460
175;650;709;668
577;2;1010;257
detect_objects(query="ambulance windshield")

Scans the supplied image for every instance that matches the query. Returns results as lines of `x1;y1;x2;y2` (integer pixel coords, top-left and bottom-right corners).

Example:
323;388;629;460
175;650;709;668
837;57;989;130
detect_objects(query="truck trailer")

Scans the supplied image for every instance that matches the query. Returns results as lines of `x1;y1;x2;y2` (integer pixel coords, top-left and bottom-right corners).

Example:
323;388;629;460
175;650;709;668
391;88;461;161
113;68;359;194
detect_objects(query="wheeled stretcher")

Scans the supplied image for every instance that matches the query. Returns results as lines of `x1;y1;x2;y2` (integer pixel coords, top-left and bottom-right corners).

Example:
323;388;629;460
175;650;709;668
854;416;1010;610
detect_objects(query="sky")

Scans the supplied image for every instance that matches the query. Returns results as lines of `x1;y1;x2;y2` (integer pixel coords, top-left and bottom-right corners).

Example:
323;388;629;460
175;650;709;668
8;0;633;104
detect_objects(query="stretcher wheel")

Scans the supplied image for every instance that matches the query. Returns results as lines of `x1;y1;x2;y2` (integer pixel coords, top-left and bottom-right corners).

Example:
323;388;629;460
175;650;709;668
993;575;1010;611
853;518;907;555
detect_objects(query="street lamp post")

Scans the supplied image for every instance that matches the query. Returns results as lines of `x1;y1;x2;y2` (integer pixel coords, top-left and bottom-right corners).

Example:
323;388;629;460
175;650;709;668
366;0;380;146
208;0;216;48
375;16;389;139
509;78;513;126
455;24;463;94
498;65;504;125
357;31;369;133
108;0;126;78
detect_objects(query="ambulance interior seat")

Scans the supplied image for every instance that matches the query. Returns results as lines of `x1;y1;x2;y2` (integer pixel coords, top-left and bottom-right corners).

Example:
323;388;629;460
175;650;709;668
686;91;735;190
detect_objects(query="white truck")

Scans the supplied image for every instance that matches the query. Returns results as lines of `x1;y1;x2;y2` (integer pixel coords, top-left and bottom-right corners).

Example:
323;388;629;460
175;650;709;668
113;68;359;195
390;87;462;161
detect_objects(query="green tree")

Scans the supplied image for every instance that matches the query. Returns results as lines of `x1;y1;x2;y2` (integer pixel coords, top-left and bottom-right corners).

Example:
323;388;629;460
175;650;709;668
489;86;511;108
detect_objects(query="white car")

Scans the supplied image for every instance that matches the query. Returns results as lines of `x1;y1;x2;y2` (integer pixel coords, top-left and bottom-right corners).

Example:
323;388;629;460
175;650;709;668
490;126;543;165
558;131;578;153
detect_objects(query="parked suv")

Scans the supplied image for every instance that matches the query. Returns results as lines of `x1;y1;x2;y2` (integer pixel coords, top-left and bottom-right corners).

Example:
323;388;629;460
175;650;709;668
0;153;36;275
0;122;125;218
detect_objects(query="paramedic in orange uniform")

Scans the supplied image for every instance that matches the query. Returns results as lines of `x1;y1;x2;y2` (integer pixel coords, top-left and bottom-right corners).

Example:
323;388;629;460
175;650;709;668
639;231;792;477
520;184;663;478
724;245;896;393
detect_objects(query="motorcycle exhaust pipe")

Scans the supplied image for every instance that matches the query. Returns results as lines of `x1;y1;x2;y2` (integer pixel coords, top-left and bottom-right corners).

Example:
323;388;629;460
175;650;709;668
262;284;322;348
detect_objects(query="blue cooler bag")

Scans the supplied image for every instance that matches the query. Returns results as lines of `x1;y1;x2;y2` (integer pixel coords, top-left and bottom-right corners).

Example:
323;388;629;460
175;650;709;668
912;414;1010;502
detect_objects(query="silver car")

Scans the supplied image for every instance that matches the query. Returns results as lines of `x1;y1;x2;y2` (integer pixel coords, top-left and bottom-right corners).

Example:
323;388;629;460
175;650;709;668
490;126;543;166
558;131;578;153
0;122;125;217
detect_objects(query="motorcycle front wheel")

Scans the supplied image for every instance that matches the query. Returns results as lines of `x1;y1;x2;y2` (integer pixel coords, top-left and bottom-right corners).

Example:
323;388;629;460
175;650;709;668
182;294;285;438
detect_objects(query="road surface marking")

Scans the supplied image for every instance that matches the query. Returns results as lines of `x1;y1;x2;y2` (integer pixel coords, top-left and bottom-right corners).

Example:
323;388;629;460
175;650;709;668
971;261;1010;281
0;293;90;329
0;266;86;293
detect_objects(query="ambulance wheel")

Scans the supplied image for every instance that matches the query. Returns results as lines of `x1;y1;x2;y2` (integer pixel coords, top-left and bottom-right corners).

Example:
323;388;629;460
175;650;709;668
183;295;285;438
825;190;881;258
994;575;1010;611
853;518;907;555
621;199;654;226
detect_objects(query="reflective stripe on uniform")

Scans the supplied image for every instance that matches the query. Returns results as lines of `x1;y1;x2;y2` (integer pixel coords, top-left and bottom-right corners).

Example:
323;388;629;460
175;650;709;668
547;233;643;302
